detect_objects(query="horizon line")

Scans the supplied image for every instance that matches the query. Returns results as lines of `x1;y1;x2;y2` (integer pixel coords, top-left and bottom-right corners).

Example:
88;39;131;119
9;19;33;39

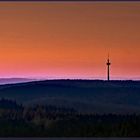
0;77;139;81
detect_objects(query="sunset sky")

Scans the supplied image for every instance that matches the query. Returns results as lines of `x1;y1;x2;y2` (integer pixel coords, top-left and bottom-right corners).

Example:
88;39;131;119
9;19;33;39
0;2;140;80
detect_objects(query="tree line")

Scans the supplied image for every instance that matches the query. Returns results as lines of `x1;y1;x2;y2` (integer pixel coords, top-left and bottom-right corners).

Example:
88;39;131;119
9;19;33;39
0;98;140;137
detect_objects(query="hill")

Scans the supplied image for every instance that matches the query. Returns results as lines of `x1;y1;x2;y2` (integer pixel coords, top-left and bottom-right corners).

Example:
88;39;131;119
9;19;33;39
0;80;139;114
0;78;35;85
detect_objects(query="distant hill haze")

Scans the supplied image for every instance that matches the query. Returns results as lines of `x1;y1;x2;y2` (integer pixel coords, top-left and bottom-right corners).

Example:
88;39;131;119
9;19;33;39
0;78;35;85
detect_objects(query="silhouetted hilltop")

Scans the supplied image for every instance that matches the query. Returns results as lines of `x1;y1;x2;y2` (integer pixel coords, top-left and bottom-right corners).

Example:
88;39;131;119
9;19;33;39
0;80;140;114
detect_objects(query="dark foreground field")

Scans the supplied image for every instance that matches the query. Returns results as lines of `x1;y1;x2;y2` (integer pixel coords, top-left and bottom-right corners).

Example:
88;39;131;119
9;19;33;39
0;80;139;137
0;80;139;114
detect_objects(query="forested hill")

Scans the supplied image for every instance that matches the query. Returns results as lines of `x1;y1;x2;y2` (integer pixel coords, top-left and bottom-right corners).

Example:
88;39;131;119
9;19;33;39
0;80;140;114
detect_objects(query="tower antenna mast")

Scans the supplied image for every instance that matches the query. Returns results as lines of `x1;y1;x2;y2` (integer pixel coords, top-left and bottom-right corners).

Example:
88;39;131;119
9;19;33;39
106;53;111;81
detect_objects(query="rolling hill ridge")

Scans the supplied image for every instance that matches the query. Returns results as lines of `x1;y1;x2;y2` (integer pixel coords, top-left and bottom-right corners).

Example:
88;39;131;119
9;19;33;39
0;80;139;114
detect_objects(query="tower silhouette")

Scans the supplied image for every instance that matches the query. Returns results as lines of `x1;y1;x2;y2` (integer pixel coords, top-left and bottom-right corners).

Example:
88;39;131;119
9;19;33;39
106;54;111;81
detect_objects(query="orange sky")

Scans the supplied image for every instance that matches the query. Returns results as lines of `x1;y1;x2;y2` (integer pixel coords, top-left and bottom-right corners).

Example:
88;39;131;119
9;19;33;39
0;2;140;80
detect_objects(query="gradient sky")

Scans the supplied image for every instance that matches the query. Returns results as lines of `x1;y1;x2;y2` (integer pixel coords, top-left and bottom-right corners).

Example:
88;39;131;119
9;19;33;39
0;2;140;80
